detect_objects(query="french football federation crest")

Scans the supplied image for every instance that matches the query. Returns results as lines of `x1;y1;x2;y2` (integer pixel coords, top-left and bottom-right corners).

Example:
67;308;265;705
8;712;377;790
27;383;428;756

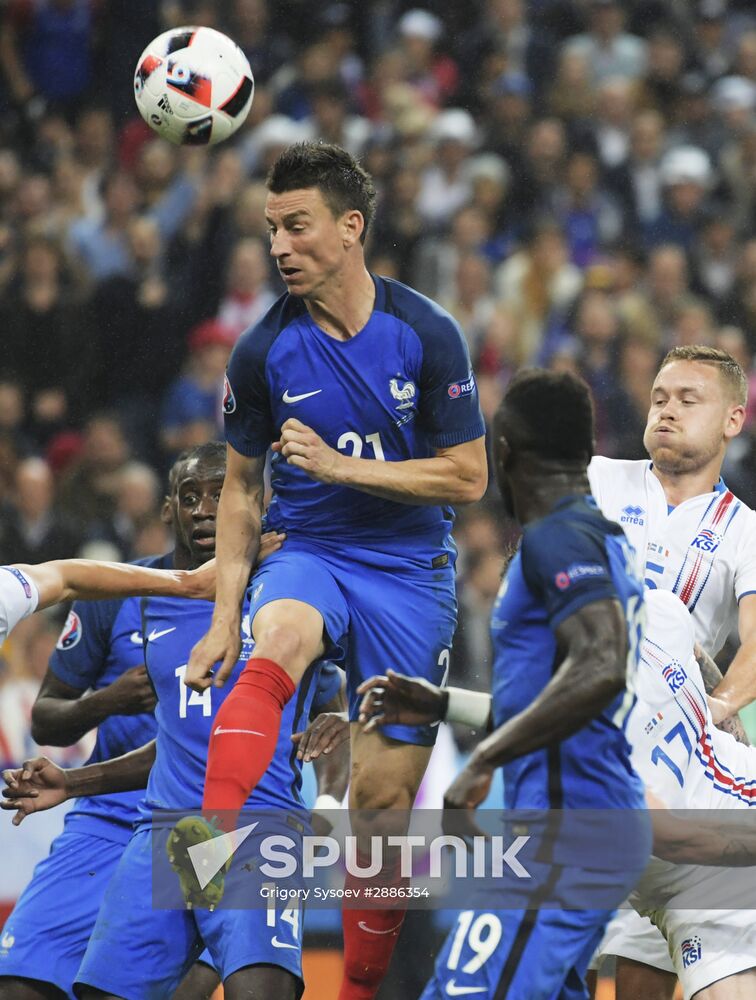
390;378;416;410
223;374;236;414
57;610;82;650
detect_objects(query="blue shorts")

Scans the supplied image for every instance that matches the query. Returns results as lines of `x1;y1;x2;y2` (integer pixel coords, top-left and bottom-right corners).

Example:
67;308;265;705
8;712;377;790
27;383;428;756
249;536;457;745
420;908;613;1000
0;827;126;998
74;826;303;998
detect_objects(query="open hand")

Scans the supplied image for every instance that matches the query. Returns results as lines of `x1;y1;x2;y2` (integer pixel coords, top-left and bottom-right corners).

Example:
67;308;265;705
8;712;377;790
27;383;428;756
357;670;445;733
1;757;68;826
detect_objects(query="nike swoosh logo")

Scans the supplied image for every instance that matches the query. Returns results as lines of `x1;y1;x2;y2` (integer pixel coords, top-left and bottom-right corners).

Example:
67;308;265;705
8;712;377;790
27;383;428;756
213;726;266;737
357;921;403;935
282;389;322;404
147;627;177;642
129;631;143;645
445;982;487;996
271;937;299;949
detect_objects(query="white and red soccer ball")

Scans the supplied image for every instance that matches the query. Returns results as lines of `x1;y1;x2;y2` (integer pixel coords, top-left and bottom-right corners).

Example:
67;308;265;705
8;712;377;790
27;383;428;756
134;26;254;146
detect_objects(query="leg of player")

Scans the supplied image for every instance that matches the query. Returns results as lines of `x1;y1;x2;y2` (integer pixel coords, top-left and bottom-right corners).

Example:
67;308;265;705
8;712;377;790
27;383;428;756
615;958;677;1000
223;965;299;1000
171;960;219;999
339;724;433;1000
696;969;756;998
202;598;326;820
0;980;65;1000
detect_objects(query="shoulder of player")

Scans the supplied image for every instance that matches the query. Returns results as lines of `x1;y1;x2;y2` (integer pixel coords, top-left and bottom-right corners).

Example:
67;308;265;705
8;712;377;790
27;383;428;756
230;292;307;365
588;455;647;485
377;276;462;342
729;497;756;536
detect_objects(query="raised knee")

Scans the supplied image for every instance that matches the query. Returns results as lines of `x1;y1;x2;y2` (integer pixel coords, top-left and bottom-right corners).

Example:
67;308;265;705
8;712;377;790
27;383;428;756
255;622;307;666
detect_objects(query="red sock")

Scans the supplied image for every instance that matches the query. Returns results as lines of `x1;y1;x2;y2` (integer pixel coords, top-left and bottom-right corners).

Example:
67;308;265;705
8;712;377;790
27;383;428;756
339;857;407;1000
202;658;295;827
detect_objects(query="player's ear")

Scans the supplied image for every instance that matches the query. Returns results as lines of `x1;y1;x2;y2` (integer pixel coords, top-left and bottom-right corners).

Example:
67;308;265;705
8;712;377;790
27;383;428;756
342;209;364;249
725;403;746;440
161;496;173;526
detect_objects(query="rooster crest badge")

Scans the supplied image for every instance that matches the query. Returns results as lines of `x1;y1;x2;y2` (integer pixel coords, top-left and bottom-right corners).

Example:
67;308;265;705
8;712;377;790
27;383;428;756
390;378;416;410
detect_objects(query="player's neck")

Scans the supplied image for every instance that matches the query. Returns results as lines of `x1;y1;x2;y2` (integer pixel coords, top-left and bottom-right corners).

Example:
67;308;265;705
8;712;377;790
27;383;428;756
651;460;724;507
305;265;375;340
514;469;591;524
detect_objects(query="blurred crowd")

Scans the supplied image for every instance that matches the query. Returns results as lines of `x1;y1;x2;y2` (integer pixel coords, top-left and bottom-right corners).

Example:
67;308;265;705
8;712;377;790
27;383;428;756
2;0;756;767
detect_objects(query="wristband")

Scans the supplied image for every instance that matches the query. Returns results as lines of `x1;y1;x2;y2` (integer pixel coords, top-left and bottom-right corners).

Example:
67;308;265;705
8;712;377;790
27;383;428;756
314;794;342;812
444;687;492;729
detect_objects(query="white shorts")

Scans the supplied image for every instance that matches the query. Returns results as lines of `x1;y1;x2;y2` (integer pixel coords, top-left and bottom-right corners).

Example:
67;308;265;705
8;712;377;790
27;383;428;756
0;566;39;645
652;908;756;1000
589;907;674;973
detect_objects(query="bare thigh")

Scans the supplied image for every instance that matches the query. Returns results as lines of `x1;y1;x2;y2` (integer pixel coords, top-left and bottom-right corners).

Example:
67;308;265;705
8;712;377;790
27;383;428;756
615;957;678;1000
0;979;67;1000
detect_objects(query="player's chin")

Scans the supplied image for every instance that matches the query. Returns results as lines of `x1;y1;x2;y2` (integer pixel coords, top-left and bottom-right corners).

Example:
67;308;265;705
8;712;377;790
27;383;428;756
190;542;217;565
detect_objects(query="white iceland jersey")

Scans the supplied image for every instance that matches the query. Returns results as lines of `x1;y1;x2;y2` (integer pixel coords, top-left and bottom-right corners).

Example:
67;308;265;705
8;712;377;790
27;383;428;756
588;456;756;655
629;590;756;811
0;566;39;645
630;590;756;917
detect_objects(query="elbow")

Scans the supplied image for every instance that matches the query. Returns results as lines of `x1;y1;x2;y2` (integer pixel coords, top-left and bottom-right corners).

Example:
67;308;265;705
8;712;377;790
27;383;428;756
30;711;55;747
455;468;488;505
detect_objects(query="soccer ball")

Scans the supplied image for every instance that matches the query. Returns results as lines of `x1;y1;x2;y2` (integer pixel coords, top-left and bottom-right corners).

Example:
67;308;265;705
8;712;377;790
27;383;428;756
134;26;254;146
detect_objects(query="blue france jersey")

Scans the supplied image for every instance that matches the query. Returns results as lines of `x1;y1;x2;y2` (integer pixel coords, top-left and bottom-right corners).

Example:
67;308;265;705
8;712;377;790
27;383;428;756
140;594;341;820
492;497;645;810
223;275;485;545
48;556;167;841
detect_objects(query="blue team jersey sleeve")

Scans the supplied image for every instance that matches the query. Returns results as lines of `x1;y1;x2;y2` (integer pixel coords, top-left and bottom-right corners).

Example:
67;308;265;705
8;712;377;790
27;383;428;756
48;599;119;691
223;330;274;457
520;518;619;630
311;662;343;713
386;281;485;448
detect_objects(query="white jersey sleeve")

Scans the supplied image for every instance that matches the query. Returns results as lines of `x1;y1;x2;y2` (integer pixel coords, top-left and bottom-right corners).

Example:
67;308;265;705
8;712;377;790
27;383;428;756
0;566;40;645
733;506;756;602
630;589;756;810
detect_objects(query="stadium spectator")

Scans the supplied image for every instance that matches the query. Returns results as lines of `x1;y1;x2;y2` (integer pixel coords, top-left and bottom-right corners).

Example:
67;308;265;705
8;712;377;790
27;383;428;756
494;216;583;364
57;413;131;535
561;0;648;86
159;319;234;459
0;456;82;564
0;0;103;115
67;170;139;282
216;237;277;337
395;8;459;109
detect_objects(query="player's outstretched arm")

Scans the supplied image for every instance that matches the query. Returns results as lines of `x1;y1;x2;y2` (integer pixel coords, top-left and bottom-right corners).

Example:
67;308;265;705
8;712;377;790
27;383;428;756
275;419;488;505
647;790;756;866
186;446;266;691
31;665;157;746
21;558;216;610
709;594;756;724
1;741;157;826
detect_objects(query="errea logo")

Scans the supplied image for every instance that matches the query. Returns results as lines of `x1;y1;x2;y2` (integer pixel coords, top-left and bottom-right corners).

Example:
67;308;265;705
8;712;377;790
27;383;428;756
620;505;645;526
